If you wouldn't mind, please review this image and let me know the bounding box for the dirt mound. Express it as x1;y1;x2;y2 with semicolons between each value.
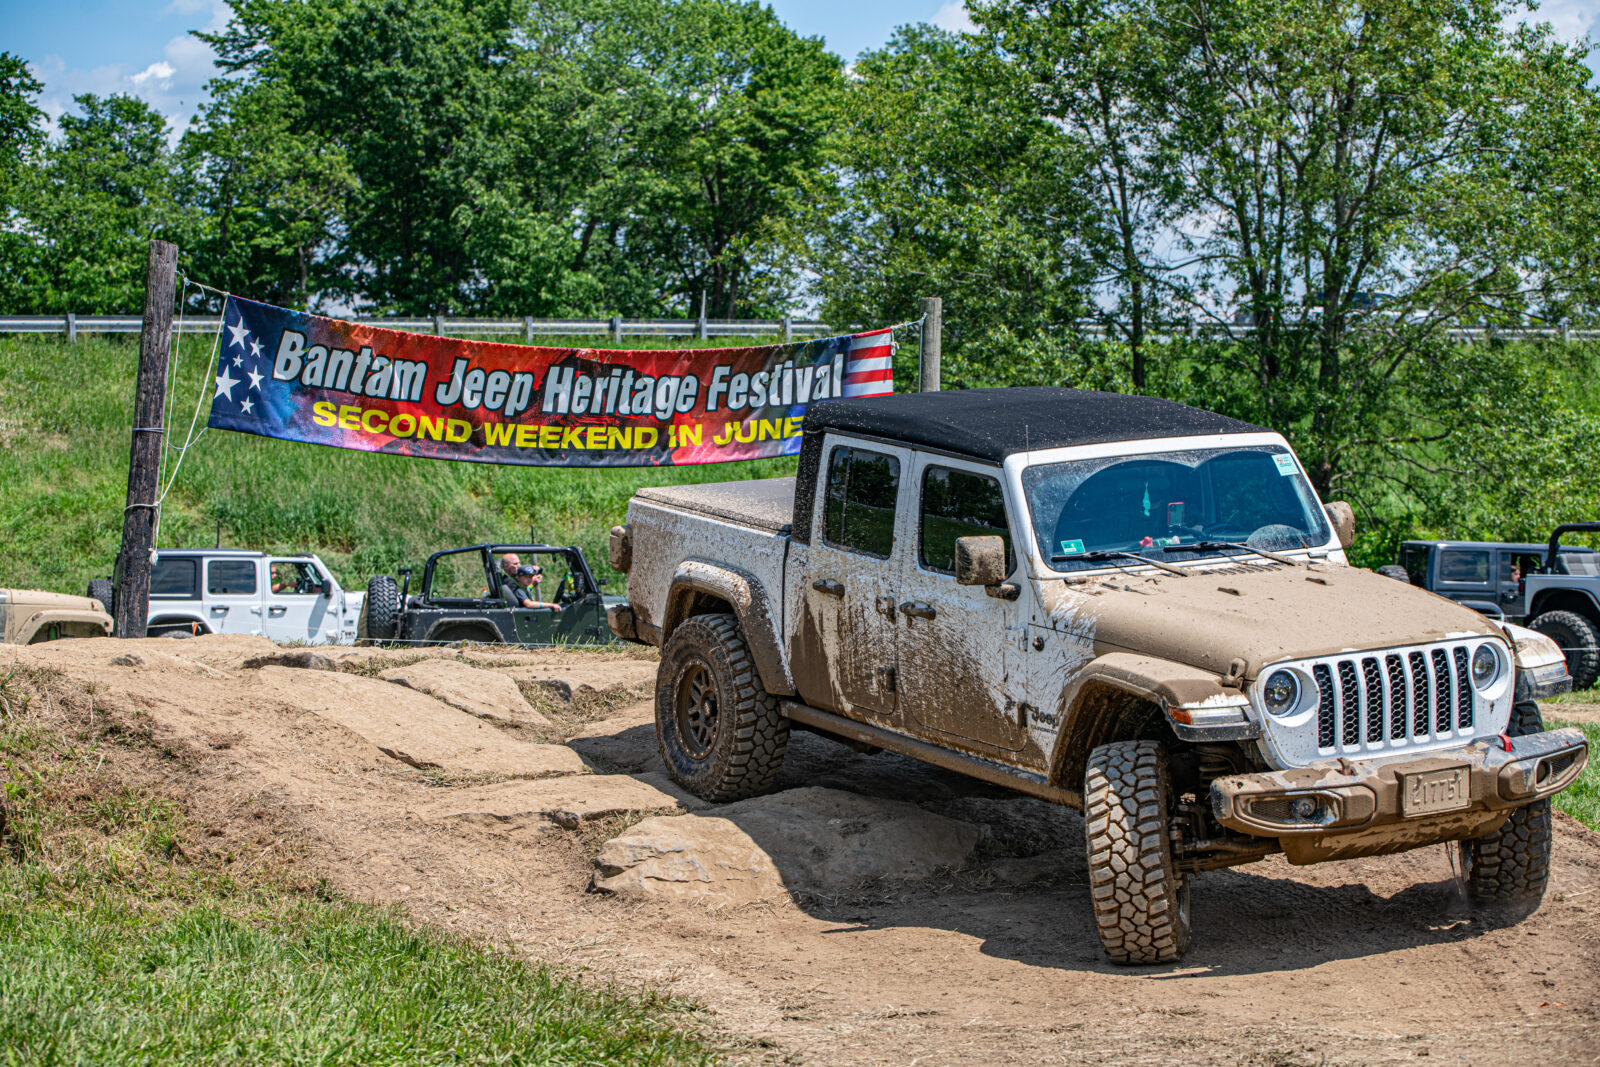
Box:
7;637;1598;1065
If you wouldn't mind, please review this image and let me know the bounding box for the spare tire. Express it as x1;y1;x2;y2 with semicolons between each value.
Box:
363;575;400;641
1375;565;1410;583
87;578;114;614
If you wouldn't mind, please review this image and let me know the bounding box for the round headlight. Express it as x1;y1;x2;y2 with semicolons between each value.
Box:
1262;669;1300;715
1471;644;1500;689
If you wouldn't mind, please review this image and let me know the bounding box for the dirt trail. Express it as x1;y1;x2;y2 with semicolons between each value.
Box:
11;635;1599;1066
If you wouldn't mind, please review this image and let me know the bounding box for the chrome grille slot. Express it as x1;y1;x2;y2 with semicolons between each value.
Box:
1454;646;1473;729
1409;651;1429;738
1338;661;1360;745
1385;654;1406;740
1314;664;1336;748
1431;648;1451;733
1362;657;1383;742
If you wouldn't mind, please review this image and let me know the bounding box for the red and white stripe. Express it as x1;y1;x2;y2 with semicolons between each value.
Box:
842;328;894;398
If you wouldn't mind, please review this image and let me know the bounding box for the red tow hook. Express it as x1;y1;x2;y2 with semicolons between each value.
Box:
1497;733;1514;752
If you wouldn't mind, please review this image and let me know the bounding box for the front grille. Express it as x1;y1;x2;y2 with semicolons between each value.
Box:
1304;642;1481;755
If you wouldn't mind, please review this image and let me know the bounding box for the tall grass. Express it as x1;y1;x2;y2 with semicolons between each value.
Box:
0;333;796;595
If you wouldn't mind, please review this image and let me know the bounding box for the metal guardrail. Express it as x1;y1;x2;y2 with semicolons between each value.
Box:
4;313;1596;344
0;313;837;342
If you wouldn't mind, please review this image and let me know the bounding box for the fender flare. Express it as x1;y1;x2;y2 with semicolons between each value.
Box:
662;559;796;696
421;617;505;644
17;609;113;643
1050;653;1254;788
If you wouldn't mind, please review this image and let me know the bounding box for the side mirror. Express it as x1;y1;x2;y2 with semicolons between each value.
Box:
1324;501;1356;550
954;535;1007;587
320;578;334;597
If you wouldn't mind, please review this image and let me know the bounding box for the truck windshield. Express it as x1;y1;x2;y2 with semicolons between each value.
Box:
1022;445;1332;572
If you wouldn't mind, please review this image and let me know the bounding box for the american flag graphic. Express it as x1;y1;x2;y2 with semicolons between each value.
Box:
842;329;894;398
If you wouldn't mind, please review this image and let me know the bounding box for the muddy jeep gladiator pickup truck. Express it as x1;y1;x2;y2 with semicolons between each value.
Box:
608;387;1589;963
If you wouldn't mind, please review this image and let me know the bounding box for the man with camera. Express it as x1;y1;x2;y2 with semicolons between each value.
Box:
499;553;562;611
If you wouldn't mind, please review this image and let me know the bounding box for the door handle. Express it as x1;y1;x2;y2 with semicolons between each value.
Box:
900;601;936;620
812;579;845;598
210;606;228;614
268;606;287;616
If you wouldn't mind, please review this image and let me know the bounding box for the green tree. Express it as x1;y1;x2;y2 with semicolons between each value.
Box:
0;53;46;310
8;94;188;313
797;25;1101;388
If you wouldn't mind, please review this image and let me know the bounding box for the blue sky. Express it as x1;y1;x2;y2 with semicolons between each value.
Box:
2;0;1592;140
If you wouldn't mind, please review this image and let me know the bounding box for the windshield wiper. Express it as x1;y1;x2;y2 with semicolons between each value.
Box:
1050;549;1190;577
1160;540;1305;568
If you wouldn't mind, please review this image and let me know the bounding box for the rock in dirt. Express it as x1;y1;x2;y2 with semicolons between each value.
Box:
377;659;551;726
415;772;701;827
253;667;583;777
593;786;982;905
243;650;338;671
107;653;145;667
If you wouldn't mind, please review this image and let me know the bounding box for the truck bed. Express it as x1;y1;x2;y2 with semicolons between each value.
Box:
635;477;796;534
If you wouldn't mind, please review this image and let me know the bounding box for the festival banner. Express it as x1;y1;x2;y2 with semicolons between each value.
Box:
206;295;894;466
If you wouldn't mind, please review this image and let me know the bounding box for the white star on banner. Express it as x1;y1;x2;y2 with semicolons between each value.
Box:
247;368;264;391
215;367;240;400
232;354;243;367
240;398;254;414
249;338;263;359
227;320;249;350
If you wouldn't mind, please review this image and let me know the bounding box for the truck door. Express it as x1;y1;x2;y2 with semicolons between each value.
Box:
794;439;911;717
1435;547;1496;613
203;557;262;635
895;456;1029;752
265;559;329;642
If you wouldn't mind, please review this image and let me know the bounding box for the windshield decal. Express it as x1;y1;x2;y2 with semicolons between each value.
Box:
1059;539;1086;555
1273;453;1298;476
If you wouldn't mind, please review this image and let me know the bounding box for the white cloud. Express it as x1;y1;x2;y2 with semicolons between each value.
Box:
30;7;229;145
930;1;977;35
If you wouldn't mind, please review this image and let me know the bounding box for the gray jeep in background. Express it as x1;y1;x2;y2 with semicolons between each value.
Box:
1388;525;1600;689
609;387;1589;964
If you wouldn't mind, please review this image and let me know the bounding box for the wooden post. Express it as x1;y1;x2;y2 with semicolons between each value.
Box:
609;315;622;344
782;314;792;344
696;292;708;340
919;296;942;392
65;312;77;343
523;315;534;343
113;240;178;639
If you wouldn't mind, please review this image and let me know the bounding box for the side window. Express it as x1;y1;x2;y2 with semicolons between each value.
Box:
823;445;900;557
207;559;258;596
1438;549;1489;585
270;561;321;595
150;558;197;598
920;466;1013;575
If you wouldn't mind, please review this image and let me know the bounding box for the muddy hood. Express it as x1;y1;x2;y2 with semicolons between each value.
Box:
1039;564;1502;681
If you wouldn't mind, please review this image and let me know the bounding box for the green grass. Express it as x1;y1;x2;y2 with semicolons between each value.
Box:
1547;718;1600;832
0;333;797;597
0;666;715;1066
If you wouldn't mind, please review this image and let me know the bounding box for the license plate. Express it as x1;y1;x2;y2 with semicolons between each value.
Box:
1399;764;1471;817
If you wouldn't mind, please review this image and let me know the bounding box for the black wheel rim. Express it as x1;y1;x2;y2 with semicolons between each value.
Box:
675;659;718;759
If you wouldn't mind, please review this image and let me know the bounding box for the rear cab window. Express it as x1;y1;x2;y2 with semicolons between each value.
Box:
919;466;1013;575
823;445;901;557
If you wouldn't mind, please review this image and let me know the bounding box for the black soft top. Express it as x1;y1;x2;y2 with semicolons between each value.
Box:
802;387;1269;463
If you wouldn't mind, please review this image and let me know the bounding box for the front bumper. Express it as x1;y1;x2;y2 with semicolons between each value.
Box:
1210;728;1588;864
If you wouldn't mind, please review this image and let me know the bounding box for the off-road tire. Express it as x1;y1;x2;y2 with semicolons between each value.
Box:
1528;609;1599;690
1456;701;1552;918
87;579;114;614
1375;565;1410;583
363;576;400;641
656;613;788;802
1084;740;1192;964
